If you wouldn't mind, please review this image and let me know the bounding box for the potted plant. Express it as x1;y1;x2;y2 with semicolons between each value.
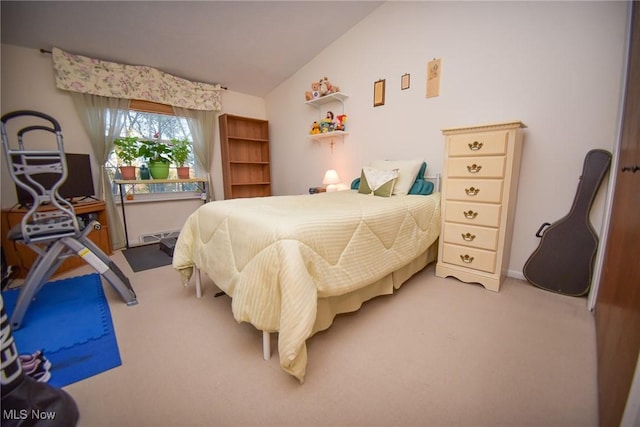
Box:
138;136;173;179
171;137;191;179
113;136;139;180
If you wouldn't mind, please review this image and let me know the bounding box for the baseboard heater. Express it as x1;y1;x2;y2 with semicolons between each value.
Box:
139;230;180;244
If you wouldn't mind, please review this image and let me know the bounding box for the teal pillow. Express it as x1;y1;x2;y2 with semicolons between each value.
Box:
409;179;434;195
351;177;360;190
415;161;427;180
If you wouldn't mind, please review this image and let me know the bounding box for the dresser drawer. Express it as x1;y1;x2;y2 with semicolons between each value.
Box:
447;156;506;178
443;223;499;251
442;243;497;273
446;179;504;203
444;201;502;227
448;131;508;157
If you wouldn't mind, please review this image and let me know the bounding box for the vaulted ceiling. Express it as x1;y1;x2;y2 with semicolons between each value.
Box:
1;1;383;97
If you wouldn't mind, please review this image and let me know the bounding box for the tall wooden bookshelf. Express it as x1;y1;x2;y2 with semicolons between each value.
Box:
219;114;271;199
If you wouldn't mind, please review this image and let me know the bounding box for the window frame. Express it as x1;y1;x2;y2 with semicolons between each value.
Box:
109;100;202;203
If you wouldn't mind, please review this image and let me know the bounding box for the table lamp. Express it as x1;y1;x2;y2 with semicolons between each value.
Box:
323;169;341;192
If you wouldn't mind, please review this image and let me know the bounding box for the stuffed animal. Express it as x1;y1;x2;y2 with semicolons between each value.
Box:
310;121;321;134
320;111;335;133
318;78;328;96
304;82;322;101
334;114;347;131
319;77;340;96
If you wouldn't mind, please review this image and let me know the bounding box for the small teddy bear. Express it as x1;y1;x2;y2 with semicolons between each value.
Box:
305;82;321;101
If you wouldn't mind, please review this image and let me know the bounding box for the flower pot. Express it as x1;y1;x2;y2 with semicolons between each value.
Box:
119;165;136;180
148;161;170;179
177;166;190;179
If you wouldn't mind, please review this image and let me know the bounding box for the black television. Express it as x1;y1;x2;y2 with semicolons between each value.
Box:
12;153;96;207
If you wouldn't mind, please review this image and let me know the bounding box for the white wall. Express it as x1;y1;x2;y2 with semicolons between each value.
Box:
1;44;266;245
1;2;629;269
265;1;628;277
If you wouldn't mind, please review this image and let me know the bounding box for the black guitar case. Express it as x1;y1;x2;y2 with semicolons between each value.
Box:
523;149;612;296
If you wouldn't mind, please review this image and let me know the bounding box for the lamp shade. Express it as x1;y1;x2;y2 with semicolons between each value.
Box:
322;169;340;185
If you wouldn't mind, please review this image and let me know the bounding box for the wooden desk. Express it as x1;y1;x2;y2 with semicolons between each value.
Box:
1;200;112;278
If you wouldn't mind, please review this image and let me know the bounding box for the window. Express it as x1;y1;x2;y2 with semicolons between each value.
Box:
107;101;201;199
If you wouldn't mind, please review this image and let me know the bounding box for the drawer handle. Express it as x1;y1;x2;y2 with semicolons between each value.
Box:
460;254;474;263
467;164;482;173
468;141;483;151
461;233;476;241
465;187;480;196
463;210;478;219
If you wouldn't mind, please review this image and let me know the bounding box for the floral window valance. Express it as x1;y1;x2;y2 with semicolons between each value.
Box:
52;47;222;111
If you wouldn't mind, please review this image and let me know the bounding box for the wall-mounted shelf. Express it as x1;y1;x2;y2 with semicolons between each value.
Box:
305;92;349;108
309;130;349;143
306;93;349;148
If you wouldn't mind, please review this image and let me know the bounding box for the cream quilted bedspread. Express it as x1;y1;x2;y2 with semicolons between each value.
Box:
172;190;441;382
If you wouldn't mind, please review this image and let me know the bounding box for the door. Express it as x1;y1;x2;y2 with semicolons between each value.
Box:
595;4;640;426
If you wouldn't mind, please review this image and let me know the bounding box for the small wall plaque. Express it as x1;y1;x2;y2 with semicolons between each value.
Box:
373;79;386;107
426;58;441;98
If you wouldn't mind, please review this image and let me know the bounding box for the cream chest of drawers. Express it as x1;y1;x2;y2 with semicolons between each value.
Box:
436;121;526;291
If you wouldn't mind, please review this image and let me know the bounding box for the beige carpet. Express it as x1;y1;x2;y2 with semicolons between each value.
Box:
55;251;597;427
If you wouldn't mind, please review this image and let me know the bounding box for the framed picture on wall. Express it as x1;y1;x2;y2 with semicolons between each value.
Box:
401;73;410;90
374;79;385;107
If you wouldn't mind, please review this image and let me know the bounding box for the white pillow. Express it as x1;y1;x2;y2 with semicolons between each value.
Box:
369;158;423;195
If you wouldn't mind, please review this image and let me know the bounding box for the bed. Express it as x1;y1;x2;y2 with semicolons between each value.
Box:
173;161;441;382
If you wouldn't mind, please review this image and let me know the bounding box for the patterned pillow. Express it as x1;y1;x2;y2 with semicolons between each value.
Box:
369;158;424;195
358;167;399;197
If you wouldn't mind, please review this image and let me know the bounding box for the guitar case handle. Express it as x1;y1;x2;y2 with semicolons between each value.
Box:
535;222;551;238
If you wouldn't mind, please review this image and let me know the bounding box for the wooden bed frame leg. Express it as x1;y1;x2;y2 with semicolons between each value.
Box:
195;267;202;298
263;331;271;360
